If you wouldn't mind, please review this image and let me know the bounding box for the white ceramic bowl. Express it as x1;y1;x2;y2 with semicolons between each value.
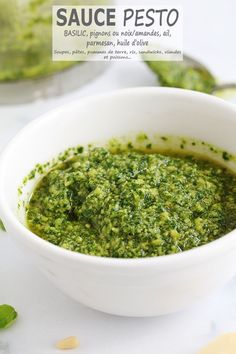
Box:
1;87;236;317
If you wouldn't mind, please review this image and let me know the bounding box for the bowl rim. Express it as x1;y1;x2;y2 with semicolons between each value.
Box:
1;86;236;268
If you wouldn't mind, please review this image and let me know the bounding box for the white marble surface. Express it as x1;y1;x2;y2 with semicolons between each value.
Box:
1;1;236;353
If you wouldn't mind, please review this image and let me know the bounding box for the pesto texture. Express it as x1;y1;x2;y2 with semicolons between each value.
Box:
27;148;236;258
146;61;216;94
0;0;108;81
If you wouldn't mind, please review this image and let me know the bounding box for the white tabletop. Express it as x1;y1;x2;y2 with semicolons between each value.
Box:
1;1;236;353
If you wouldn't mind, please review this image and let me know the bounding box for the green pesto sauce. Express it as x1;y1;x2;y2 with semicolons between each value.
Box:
0;0;108;82
146;61;216;94
27;148;236;258
0;0;77;81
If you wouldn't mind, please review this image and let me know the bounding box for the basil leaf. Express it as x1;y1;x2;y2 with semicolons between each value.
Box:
0;304;17;329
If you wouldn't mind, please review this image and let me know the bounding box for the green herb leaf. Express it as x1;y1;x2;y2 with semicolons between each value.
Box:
0;304;17;329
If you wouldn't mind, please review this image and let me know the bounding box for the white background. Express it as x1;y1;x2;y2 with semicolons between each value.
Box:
0;1;236;354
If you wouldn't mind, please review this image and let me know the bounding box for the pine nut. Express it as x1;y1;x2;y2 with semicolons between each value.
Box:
56;336;79;350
